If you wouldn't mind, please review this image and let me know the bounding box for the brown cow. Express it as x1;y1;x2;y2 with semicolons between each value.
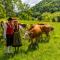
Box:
24;24;54;48
28;23;54;37
24;24;43;48
41;24;54;36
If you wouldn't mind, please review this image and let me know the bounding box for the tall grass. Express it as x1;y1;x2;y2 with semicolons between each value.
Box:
0;20;60;60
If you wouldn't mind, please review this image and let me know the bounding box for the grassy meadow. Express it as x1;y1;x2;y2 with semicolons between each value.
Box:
0;20;60;60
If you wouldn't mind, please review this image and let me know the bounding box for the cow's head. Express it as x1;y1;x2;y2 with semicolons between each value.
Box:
23;31;30;40
50;27;54;31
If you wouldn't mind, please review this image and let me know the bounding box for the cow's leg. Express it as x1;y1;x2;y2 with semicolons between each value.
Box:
29;38;31;42
31;39;33;48
16;47;19;53
39;34;42;42
29;38;34;48
45;32;50;42
35;37;39;48
14;47;17;54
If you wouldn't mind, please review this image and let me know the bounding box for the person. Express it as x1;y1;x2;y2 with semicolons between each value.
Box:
0;21;7;40
13;20;22;53
5;17;14;54
0;21;4;40
0;21;7;51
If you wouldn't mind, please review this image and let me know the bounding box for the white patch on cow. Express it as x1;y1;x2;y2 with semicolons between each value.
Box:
24;31;30;39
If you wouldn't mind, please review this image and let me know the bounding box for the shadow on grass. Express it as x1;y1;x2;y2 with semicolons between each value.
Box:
0;54;9;60
25;37;50;54
39;36;50;43
25;43;38;54
0;53;15;60
39;39;49;43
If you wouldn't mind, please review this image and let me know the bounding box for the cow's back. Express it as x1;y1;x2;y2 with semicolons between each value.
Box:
29;25;42;38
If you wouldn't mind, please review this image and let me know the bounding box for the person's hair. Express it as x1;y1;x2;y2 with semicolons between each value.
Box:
1;21;4;23
8;17;12;21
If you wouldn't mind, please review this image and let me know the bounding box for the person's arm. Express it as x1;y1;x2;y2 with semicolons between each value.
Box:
19;25;23;29
3;23;7;39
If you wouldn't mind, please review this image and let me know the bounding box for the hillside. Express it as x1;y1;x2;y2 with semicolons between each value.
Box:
32;0;60;13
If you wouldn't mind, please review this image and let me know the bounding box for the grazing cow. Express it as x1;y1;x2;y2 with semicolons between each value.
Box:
28;23;53;37
40;24;54;36
37;23;54;36
24;24;42;48
24;24;54;48
40;24;54;42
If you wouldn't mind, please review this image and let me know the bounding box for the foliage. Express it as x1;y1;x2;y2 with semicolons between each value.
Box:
0;0;60;21
32;0;60;13
31;0;60;21
0;0;6;18
0;0;25;18
41;12;60;22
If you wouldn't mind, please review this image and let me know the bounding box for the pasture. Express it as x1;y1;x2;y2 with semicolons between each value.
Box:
0;20;60;60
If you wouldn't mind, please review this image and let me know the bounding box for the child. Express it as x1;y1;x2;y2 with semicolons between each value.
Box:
13;20;22;53
5;18;14;54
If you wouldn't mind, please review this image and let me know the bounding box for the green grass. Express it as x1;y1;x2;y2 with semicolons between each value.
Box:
0;20;60;60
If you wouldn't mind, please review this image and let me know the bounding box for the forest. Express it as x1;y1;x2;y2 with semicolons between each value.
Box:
0;0;60;21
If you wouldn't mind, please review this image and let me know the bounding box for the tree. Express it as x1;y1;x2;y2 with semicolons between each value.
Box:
0;0;6;18
2;0;16;17
31;0;60;15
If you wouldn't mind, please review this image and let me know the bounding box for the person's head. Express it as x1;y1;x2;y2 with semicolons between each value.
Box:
1;21;4;24
12;17;17;22
0;21;4;27
7;17;14;25
14;20;18;26
14;20;19;29
8;17;13;21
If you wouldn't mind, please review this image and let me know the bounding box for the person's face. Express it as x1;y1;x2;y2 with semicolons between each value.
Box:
8;20;14;26
14;21;18;26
